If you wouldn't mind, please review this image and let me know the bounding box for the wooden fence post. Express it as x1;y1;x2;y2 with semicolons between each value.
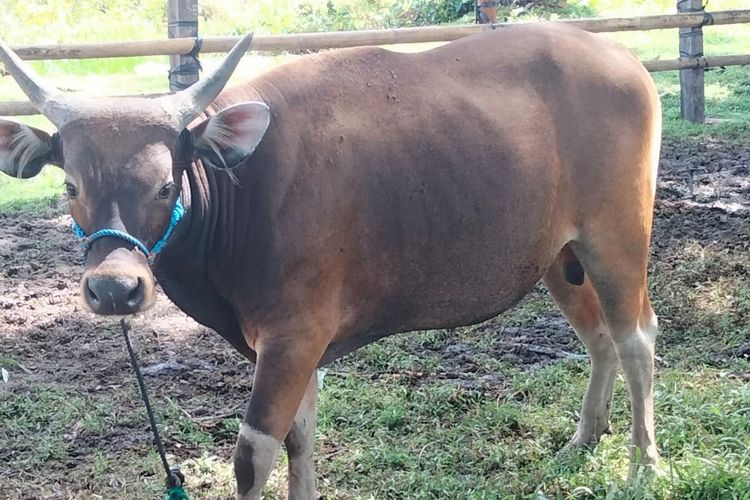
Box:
677;0;706;123
168;0;200;91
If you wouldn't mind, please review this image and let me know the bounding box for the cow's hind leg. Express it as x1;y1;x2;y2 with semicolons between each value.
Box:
543;244;617;446
284;372;319;500
570;232;659;476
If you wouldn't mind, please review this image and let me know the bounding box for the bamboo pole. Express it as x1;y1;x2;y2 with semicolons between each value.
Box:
0;101;37;116
4;10;749;61
3;54;748;117
643;53;750;71
0;93;164;116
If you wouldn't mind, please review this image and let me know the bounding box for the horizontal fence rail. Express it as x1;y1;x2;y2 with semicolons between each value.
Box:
644;53;750;71
6;10;750;60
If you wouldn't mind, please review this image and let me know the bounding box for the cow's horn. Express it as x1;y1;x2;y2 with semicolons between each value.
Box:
0;39;78;128
165;33;255;130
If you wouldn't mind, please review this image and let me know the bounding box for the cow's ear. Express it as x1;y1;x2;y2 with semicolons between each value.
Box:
0;119;61;179
190;102;270;170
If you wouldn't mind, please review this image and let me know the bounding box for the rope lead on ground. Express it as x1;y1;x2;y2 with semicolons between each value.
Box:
120;319;190;500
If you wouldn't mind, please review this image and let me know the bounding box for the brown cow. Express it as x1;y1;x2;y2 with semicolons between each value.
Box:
0;23;661;498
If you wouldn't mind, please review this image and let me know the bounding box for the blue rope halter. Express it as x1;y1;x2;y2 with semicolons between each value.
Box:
72;200;185;263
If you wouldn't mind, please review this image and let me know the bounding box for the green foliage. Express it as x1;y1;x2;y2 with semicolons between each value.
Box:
199;0;478;33
0;0;600;44
585;0;748;16
0;0;166;44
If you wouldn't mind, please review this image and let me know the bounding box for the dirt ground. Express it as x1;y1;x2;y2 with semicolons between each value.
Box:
1;136;749;497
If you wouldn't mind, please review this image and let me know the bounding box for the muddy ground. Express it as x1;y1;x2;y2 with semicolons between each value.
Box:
1;136;749;497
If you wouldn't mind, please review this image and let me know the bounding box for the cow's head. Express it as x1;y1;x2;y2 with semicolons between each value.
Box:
0;36;270;315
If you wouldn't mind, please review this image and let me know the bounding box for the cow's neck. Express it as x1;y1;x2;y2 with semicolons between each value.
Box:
153;88;270;360
153;146;256;360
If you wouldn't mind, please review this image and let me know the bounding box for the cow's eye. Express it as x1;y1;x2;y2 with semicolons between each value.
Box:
156;182;174;200
65;183;78;198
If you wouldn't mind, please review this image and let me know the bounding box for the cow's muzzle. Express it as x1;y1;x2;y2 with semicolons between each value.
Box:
80;248;156;315
84;275;145;315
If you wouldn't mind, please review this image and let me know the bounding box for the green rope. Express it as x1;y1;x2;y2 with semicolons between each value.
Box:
164;485;190;500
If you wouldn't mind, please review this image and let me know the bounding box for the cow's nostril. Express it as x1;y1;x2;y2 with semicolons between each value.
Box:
85;278;99;304
126;278;145;308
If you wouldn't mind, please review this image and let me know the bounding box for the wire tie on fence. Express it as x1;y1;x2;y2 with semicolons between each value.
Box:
677;0;713;25
168;37;203;90
168;20;199;28
679;49;704;58
186;37;203;61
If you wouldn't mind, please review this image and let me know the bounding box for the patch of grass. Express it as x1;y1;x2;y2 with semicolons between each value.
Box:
0;387;110;469
0;169;65;215
161;398;215;448
649;241;750;364
655;66;750;140
312;361;750;498
494;286;552;328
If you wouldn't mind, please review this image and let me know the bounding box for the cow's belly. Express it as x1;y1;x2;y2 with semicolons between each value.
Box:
382;222;559;332
322;223;560;364
345;154;565;336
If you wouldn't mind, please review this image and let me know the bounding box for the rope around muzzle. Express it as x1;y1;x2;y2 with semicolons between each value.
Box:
72;200;185;264
120;319;189;500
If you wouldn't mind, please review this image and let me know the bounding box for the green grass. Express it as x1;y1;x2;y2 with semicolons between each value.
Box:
3;367;749;498
0;167;65;215
657;66;750;139
311;366;750;499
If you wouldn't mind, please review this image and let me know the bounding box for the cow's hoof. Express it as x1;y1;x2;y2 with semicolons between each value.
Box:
566;433;599;449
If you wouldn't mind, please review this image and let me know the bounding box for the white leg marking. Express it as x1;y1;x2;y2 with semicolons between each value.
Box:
286;372;319;500
571;329;619;446
613;321;659;475
235;424;282;500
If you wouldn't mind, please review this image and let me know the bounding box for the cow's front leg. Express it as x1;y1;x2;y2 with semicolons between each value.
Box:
285;371;319;500
235;337;326;500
